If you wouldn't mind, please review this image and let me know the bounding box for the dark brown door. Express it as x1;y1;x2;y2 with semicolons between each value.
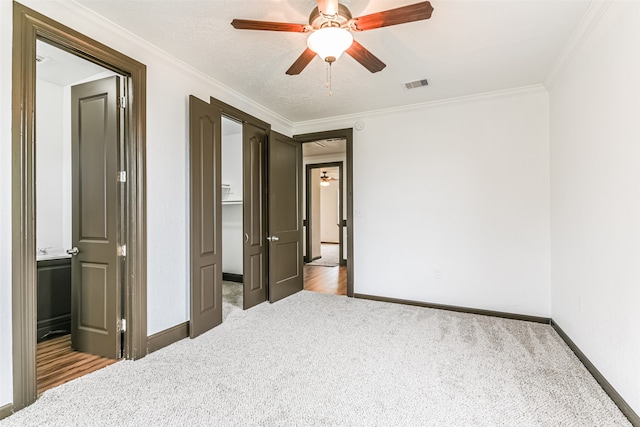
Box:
268;131;303;303
189;96;222;338
242;123;268;309
70;76;120;359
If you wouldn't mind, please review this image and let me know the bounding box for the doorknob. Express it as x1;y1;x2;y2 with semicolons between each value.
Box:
266;236;279;242
66;247;79;256
244;233;249;243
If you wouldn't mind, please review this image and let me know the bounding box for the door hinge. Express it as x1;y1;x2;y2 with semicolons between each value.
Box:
117;319;127;332
118;244;127;257
117;171;127;183
118;96;126;109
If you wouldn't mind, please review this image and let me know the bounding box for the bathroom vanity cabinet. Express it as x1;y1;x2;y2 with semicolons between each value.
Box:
37;258;71;342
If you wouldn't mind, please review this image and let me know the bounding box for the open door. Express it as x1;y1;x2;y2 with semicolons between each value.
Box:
243;123;268;309
189;96;223;338
268;131;303;303
70;76;121;359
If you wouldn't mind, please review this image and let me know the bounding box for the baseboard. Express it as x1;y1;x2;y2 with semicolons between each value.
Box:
222;273;243;283
147;321;189;354
353;293;551;324
353;293;638;426
0;403;13;420
340;259;346;266
551;321;640;427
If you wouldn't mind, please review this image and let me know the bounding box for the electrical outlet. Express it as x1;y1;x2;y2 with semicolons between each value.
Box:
434;269;442;279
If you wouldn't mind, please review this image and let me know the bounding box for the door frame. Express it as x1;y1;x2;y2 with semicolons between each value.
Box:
11;3;147;410
209;97;271;310
294;129;354;297
305;161;344;265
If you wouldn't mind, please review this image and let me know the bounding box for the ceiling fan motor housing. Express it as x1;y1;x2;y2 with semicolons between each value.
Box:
309;4;353;30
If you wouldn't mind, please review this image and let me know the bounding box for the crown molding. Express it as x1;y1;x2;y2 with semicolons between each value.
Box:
293;84;547;133
23;0;295;134
545;0;612;89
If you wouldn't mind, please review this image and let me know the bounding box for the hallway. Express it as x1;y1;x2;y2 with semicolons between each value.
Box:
303;265;346;296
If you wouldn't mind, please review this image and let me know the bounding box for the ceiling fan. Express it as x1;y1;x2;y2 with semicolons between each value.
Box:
320;171;337;186
231;0;434;76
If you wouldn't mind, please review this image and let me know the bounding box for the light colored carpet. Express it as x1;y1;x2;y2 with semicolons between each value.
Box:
306;243;340;267
1;291;631;426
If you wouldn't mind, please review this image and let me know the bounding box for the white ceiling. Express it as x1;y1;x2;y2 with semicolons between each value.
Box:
302;138;346;156
36;40;110;86
74;0;591;122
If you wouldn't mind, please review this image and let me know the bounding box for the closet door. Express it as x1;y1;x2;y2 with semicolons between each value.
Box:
242;123;268;309
189;96;222;337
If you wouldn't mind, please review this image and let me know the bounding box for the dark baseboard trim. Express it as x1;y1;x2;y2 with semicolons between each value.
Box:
340;259;347;266
147;321;189;354
551;321;640;427
354;293;551;324
222;273;243;283
0;403;13;420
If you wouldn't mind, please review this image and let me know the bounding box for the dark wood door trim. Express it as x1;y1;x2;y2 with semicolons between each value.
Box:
12;2;147;410
209;97;272;311
304;162;344;265
209;97;270;132
294;129;354;297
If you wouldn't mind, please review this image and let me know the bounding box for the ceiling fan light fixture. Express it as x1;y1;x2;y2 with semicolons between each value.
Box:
307;27;353;63
320;171;332;186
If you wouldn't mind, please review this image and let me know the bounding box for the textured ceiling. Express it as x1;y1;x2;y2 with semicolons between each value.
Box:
74;0;591;122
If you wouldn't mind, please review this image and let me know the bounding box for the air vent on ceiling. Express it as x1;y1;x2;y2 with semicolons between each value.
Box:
404;79;429;90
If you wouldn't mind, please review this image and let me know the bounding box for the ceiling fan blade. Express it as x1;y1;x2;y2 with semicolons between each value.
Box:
317;0;339;17
231;19;308;33
351;1;434;31
286;48;317;75
346;40;386;73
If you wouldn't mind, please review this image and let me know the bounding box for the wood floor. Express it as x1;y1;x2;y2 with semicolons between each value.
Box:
36;335;117;396
304;265;347;295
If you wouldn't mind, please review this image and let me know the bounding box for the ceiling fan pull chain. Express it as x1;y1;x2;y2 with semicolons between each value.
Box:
326;63;330;89
328;62;333;96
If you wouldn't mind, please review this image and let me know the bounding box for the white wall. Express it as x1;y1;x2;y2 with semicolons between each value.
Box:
0;0;293;407
222;130;243;275
221;129;243;202
549;1;640;414
295;87;551;317
320;181;339;243
35;79;65;253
